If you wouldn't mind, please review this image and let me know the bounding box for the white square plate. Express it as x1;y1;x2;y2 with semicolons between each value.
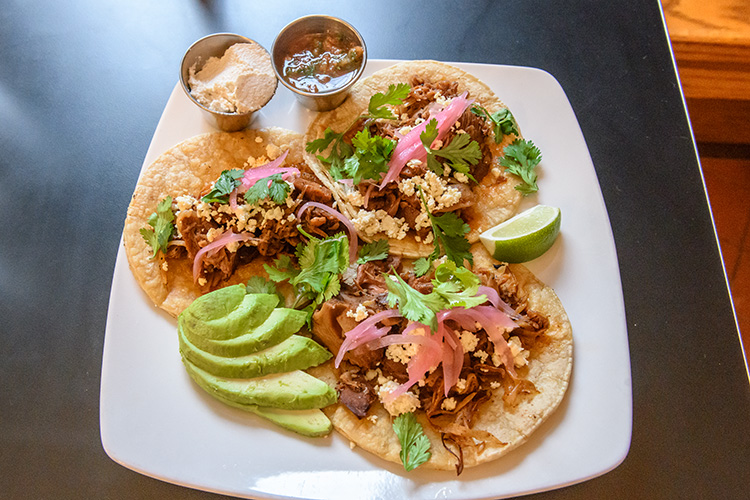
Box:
100;60;632;499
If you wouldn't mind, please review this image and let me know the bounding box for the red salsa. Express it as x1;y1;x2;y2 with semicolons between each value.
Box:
282;31;364;93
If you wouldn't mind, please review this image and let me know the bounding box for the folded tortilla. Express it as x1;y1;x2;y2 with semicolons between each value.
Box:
304;60;524;258
309;245;573;470
123;128;302;317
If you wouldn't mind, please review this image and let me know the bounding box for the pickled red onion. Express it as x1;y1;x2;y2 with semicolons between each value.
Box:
192;229;260;283
334;309;401;367
379;92;473;189
478;285;521;320
441;325;464;395
296;201;358;264
239;150;298;191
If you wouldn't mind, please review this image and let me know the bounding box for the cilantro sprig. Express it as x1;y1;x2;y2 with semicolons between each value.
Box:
393;412;432;471
357;239;389;265
499;138;542;195
413;187;473;276
140;196;175;259
471;105;519;143
243;173;291;205
202;169;244;204
264;230;349;322
385;260;486;332
305;83;410;182
343;129;396;185
419;119;481;178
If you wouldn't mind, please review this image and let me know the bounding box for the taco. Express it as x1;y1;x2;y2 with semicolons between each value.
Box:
123;127;349;317
304;60;525;259
307;244;572;471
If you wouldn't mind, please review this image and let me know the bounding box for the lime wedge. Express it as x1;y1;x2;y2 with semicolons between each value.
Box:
479;205;561;263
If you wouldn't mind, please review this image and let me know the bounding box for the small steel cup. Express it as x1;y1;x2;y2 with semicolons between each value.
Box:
272;15;367;111
180;33;277;132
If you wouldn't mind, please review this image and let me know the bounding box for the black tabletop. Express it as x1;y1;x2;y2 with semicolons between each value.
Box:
2;1;749;499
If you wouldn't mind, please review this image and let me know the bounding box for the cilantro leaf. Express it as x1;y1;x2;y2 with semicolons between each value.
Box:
384;270;444;331
245;276;277;295
420;119;481;177
499;138;542;195
431;261;486;309
357;239;390;264
265;232;349;321
140;196;175;259
305;127;353;180
305;84;410;181
243;173;291;205
471;105;519;143
385;262;487;331
412;187;473;274
413;257;432;278
343;129;396;185
202;169;244;203
366;83;411;120
433;133;481;175
393;412;432;471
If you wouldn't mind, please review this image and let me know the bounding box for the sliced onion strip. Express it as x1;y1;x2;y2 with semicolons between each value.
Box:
334;309;401;367
192;229;260;283
379;92;473;189
296;201;358;264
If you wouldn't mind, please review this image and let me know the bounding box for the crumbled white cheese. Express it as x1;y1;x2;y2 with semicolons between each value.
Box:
351;209;409;240
455;378;468;392
346;303;370;322
458;330;479;353
473;350;489;363
175;194;199;212
197;277;207;286
345;189;365;207
161;261;169;272
441;397;457;411
453;171;469;183
385;342;419;365
206;227;223;243
255;136;263;143
377;380;421;417
398;170;461;213
508;336;530;367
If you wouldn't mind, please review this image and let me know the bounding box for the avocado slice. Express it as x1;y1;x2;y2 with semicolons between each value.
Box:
179;287;279;341
180;308;306;357
182;357;337;410
179;329;332;379
208;390;333;437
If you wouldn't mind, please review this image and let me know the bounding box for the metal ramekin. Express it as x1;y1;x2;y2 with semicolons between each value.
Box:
271;15;367;112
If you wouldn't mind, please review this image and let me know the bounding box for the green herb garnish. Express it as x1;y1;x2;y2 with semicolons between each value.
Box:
201;169;244;204
419;118;481;177
140;196;175;259
471;105;519;143
243;173;291;205
385;261;486;331
366;82;411;120
305;83;410;181
264;230;349;322
499;138;542;195
343;129;396;185
357;239;390;265
413;188;473;276
393;412;432;471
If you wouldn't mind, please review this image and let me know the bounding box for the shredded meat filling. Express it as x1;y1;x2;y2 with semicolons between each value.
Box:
310;263;550;474
169;161;339;291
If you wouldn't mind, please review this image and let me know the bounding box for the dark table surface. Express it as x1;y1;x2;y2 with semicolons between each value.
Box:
2;1;749;499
